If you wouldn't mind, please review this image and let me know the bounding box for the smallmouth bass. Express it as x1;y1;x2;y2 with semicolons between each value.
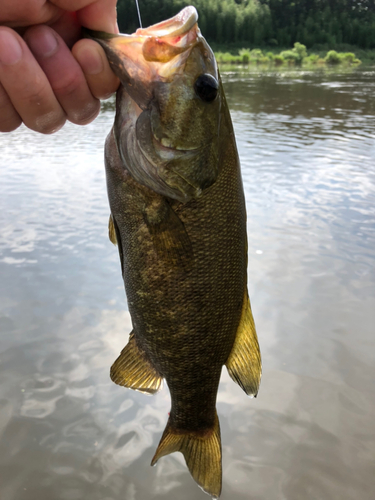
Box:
87;6;261;498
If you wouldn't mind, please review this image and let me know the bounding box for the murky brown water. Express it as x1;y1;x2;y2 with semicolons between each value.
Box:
1;66;374;500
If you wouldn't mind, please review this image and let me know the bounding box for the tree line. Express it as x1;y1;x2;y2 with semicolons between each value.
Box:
116;0;375;49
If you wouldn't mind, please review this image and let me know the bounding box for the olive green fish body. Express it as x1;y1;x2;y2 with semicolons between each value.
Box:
106;87;246;434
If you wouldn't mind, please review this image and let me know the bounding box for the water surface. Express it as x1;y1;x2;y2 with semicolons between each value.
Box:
0;67;374;500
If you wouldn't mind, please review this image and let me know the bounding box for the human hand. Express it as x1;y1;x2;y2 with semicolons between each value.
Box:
0;0;119;133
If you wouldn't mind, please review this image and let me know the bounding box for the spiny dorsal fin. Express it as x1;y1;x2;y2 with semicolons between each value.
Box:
108;214;117;245
110;333;163;394
151;413;222;498
226;290;261;397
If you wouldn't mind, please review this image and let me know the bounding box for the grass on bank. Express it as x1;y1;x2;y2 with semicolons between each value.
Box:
214;42;364;67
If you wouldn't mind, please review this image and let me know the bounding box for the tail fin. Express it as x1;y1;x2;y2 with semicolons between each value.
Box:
151;413;222;498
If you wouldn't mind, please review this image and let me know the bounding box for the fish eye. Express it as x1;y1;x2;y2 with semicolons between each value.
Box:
194;74;219;102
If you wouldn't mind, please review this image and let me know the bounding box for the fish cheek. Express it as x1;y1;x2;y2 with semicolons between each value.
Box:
152;79;213;150
160;144;219;194
150;83;221;193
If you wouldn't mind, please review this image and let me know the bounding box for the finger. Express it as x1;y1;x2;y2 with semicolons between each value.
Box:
0;27;66;134
72;39;119;100
0;2;61;28
0;81;22;132
24;25;100;125
77;0;119;33
48;11;82;49
50;0;118;32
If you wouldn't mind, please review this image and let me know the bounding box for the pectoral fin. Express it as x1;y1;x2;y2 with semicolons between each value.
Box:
226;290;261;397
143;198;193;268
108;214;117;245
108;214;125;276
110;332;163;394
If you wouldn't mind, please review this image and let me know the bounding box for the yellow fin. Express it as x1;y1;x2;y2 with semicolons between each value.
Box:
108;214;117;245
110;333;163;394
226;290;261;397
151;413;222;499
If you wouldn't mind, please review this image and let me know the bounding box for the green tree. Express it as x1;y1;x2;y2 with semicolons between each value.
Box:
115;0;375;48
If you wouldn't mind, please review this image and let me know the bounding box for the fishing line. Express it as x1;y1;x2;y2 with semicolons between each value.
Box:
134;0;143;28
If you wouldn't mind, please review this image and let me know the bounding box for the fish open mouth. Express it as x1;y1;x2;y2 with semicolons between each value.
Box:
136;6;198;40
84;6;201;88
138;7;199;61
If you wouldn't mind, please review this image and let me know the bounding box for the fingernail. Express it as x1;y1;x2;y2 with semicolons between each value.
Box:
77;45;104;75
0;30;22;66
27;27;58;58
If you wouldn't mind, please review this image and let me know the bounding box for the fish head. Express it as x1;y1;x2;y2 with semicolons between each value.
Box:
88;7;223;202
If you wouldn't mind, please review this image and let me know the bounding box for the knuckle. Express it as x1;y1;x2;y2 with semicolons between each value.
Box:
53;71;82;96
88;75;119;101
68;99;100;125
94;81;118;100
52;73;101;125
32;112;66;134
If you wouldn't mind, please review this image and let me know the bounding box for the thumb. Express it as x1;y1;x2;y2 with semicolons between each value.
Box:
76;0;118;33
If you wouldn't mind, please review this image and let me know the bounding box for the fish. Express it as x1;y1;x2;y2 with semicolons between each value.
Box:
86;6;261;498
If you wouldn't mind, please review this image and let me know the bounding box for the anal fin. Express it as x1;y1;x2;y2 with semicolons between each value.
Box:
226;290;261;397
151;413;222;499
110;333;163;394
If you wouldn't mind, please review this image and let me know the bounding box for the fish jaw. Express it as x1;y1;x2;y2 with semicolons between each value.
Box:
85;6;202;109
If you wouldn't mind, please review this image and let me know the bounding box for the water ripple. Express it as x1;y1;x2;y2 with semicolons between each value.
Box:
0;71;374;500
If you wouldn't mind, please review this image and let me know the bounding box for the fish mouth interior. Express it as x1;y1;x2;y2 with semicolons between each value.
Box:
135;6;198;40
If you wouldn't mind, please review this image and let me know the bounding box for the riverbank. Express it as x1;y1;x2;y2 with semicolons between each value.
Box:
212;43;375;67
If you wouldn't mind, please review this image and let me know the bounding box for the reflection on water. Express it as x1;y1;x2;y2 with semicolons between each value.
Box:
0;67;374;500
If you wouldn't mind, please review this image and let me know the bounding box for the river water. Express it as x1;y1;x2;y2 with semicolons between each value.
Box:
0;66;374;500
